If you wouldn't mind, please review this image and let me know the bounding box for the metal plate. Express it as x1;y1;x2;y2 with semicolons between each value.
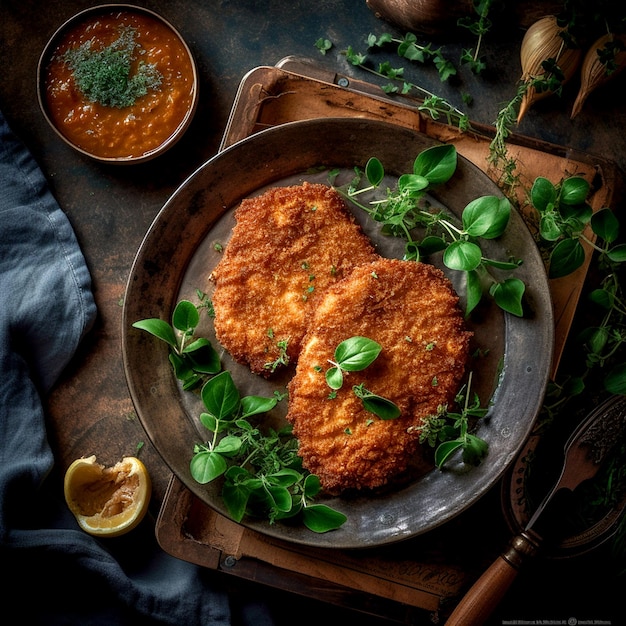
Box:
122;118;554;549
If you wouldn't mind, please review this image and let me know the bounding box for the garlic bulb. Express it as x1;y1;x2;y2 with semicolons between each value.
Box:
571;33;626;118
518;15;582;122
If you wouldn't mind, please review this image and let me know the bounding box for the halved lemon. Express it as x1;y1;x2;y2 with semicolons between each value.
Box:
64;455;151;537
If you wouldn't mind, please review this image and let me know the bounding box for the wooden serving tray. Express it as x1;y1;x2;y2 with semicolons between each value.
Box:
155;59;621;624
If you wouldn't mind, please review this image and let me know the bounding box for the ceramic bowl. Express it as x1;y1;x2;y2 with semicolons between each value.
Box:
37;4;198;164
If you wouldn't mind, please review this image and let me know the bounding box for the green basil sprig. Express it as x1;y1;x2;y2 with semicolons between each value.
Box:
190;371;347;533
324;336;400;420
325;336;382;389
132;299;221;390
332;144;526;317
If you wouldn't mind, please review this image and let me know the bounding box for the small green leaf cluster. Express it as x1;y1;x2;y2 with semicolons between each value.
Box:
324;337;401;420
418;374;489;468
366;32;457;82
314;37;332;55
530;176;626;278
264;332;290;373
335;144;526;317
457;0;497;75
62;26;162;108
190;371;347;533
133;298;347;533
537;179;626;400
132;299;221;390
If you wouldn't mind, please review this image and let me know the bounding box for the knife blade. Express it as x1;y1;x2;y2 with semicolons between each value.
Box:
445;394;626;626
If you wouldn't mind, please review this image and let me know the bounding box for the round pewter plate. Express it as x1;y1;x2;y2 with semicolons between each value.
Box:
122;117;554;549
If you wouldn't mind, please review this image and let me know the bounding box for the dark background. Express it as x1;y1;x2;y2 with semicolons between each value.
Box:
2;1;625;624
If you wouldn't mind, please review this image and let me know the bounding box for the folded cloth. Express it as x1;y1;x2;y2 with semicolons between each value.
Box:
0;110;275;625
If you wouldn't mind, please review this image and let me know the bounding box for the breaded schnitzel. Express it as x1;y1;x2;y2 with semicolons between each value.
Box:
286;258;472;493
210;182;379;377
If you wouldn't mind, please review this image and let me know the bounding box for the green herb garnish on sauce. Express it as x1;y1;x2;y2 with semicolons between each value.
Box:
62;26;162;108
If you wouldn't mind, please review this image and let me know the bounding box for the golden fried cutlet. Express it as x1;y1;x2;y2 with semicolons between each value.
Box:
286;258;472;493
211;182;379;377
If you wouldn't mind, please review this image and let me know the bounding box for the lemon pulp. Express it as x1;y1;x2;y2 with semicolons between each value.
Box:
64;455;151;537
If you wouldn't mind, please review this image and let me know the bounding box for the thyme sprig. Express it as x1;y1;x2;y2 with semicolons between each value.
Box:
417;373;489;468
340;43;471;131
457;0;497;75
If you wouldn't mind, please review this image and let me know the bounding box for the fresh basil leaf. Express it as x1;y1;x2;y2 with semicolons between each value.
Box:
172;299;200;332
264;484;293;513
325;366;344;390
169;351;193;380
266;469;302;488
560;176;590;205
530;176;556;212
560;202;592;224
461;433;489;465
608;243;626;263
588;288;614;310
190;451;227;484
201;371;240;419
186;340;221;374
605;363;626;395
182;337;210;354
434;439;464;468
443;240;482;271
303;474;322;498
361;394;401;419
240;395;278;418
222;472;253;522
539;212;562;242
549;239;585;278
214;435;243;456
465;269;483;316
404;241;421;261
365;157;384;187
302;504;348;533
462;195;510;239
398;173;429;194
334;336;382;371
489;278;525;317
417;235;447;256
199;411;218;432
413;144;457;185
591;208;619;243
562;376;585;397
583;326;609;354
132;318;178;349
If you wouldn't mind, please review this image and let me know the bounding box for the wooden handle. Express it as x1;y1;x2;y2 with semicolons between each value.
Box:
445;532;541;626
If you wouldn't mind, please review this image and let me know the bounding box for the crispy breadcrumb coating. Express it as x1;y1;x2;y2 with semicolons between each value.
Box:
211;183;378;376
286;258;472;493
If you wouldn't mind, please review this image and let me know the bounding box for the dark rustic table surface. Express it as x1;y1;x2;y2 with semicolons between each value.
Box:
2;1;625;624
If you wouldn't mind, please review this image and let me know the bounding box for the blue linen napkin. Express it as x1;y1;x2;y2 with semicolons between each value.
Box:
0;109;276;625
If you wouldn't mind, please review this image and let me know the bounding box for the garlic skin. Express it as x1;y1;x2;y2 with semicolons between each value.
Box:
571;33;626;119
518;15;582;122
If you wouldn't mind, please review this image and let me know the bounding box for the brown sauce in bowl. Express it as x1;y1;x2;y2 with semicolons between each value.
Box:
42;8;196;160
